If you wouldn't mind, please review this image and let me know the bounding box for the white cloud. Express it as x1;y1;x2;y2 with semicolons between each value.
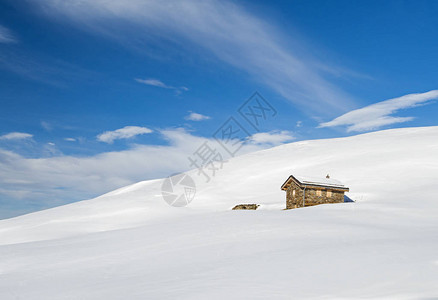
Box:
135;78;188;94
41;121;53;131
64;138;76;142
30;0;354;113
97;126;153;144
296;121;302;128
248;130;295;146
185;112;211;121
0;25;16;43
0;132;33;140
135;78;169;89
319;90;438;132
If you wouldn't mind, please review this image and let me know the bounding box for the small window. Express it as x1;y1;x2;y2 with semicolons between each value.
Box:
316;190;322;196
292;189;296;197
327;191;332;197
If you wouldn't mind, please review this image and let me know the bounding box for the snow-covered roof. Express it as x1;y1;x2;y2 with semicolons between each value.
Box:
294;175;345;188
281;175;349;191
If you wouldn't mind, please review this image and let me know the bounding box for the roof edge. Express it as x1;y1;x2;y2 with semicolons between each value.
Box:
281;175;349;191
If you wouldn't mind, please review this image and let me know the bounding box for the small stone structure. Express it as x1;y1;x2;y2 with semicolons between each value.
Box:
232;204;259;210
281;174;349;209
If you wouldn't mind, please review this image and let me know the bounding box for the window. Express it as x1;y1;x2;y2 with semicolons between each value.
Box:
316;190;322;196
327;191;332;197
292;189;296;197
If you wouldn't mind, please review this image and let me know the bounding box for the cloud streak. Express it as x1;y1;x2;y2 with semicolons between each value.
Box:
97;126;153;144
30;0;354;113
319;90;438;132
0;132;33;140
135;78;188;93
184;112;211;121
248;130;295;146
0;25;16;43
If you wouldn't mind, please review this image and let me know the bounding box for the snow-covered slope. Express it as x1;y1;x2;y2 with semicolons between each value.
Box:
1;127;437;299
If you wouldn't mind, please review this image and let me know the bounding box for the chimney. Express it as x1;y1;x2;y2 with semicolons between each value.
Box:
326;174;330;179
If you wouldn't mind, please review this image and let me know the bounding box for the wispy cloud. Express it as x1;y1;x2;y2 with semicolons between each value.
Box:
43;142;62;156
247;130;295;146
97;126;153;144
319;90;438;132
184;111;211;121
0;132;33;140
64;138;76;142
41;121;53;131
135;78;188;94
0;25;17;43
0;48;100;86
30;0;354;113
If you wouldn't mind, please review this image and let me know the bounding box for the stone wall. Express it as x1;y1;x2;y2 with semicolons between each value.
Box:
286;180;304;209
286;181;344;209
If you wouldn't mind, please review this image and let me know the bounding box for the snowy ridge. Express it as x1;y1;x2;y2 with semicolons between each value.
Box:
0;126;438;299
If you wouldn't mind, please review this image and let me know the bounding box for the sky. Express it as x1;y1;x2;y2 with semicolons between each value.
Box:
0;0;438;219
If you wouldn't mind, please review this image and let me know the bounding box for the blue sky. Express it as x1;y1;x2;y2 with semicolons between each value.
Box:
1;0;438;218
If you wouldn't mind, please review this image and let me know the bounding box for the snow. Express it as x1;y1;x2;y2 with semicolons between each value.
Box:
1;126;438;299
294;175;345;187
290;175;347;189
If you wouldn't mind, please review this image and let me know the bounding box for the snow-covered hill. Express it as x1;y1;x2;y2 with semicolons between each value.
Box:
1;127;437;299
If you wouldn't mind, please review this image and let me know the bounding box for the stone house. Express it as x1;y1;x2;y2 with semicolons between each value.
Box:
281;174;349;209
